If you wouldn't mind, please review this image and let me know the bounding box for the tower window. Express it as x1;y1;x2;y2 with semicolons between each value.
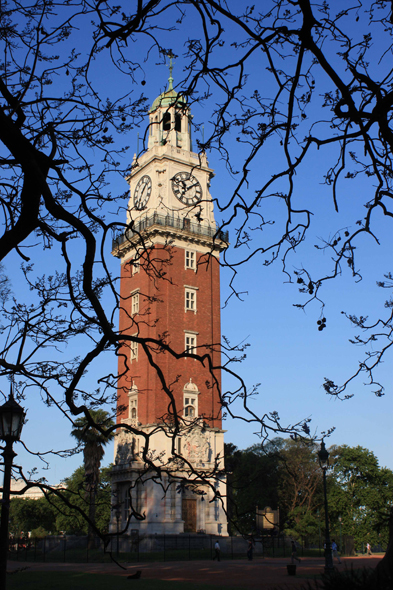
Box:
184;396;197;418
185;333;196;355
129;395;138;420
130;338;138;362
185;288;197;313
131;291;139;315
175;113;181;132
185;250;195;270
163;112;171;131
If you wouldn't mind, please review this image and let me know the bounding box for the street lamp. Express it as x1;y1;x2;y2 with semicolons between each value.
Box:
318;441;334;571
0;387;26;590
338;515;343;556
317;508;321;556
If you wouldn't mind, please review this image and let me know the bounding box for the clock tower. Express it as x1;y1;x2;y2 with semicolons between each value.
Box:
111;69;228;536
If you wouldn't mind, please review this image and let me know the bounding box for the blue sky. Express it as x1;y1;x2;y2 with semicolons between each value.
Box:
3;1;393;484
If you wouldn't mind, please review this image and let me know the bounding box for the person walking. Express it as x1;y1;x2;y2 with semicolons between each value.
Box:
367;542;372;556
213;540;221;561
247;538;254;561
331;539;342;564
291;539;301;564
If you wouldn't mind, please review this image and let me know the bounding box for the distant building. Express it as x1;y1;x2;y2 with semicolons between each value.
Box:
1;479;48;500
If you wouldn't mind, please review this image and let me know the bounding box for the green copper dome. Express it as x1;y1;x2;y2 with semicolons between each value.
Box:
149;56;187;113
149;88;186;113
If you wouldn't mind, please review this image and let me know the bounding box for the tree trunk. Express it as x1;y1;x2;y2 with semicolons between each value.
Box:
84;443;103;551
87;484;97;551
374;507;393;588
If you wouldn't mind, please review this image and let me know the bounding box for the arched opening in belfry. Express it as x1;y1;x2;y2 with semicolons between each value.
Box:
175;112;181;132
163;112;171;131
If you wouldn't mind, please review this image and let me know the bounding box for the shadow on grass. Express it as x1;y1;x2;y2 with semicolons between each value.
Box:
7;571;242;590
289;566;391;590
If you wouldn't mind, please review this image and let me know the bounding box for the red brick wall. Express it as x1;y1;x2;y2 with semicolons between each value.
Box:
117;242;222;428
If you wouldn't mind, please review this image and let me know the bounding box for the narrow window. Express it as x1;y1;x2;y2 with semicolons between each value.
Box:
185;288;196;313
175;113;181;132
185;250;195;270
131;291;139;315
128;384;138;422
129;397;138;419
185;334;196;355
163;112;171;131
184;396;197;418
130;339;138;362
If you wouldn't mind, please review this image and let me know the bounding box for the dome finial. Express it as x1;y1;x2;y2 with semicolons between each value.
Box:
167;49;175;91
149;51;186;113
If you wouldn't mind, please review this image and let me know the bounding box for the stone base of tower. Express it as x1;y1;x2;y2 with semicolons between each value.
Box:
111;425;228;537
110;468;228;536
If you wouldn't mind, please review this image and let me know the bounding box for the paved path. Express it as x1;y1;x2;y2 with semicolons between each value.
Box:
8;555;382;589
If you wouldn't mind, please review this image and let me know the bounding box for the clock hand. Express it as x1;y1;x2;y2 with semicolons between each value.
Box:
185;181;200;191
175;179;187;194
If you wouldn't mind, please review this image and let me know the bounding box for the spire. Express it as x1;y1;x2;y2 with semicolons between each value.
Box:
167;50;175;91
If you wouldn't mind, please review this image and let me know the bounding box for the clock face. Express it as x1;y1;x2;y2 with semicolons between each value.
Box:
133;175;152;210
171;171;202;205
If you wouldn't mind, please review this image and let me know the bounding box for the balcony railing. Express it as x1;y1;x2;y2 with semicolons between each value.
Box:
112;213;229;250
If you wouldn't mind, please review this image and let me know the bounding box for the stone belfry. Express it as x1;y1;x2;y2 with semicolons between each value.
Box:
111;63;228;536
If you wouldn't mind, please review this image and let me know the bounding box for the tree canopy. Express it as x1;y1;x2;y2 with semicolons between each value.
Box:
9;465;112;537
53;465;112;535
328;445;393;548
226;440;393;548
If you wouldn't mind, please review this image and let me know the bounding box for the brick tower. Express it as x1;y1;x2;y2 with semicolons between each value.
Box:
111;69;228;536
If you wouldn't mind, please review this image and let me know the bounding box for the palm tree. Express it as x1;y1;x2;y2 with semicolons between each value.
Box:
71;409;114;548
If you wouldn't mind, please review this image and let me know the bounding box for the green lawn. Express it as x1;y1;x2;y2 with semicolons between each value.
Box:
7;571;239;590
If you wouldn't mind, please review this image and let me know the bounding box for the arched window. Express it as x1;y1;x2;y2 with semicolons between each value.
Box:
128;383;138;422
183;378;199;419
185;404;195;417
163;112;171;131
175;113;181;132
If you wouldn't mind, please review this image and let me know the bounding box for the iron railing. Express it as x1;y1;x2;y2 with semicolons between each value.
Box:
112;213;229;250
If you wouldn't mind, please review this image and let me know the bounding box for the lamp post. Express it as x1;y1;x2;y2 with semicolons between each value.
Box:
317;508;321;556
318;441;334;571
0;388;26;590
338;515;343;556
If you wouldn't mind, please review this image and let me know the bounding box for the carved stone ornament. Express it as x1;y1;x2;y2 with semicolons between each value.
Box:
184;377;199;393
183;428;209;465
115;430;135;465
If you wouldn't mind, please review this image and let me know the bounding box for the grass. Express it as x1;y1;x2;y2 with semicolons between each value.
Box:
8;548;252;564
9;543;337;564
7;571;240;590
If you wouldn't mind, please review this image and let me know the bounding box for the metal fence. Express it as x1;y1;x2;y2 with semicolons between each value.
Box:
8;533;284;564
9;533;383;564
112;213;229;251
